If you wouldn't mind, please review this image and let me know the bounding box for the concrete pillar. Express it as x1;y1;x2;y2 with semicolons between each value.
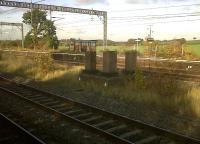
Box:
0;51;2;60
85;51;96;72
103;51;117;73
125;50;137;72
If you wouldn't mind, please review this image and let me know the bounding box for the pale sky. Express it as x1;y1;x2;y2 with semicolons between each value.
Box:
0;0;200;41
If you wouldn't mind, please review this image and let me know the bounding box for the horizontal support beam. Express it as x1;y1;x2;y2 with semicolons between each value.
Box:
0;0;106;16
0;22;22;27
0;21;24;48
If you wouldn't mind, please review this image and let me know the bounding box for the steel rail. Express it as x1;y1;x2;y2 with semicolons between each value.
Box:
0;81;133;144
0;76;200;144
0;113;46;144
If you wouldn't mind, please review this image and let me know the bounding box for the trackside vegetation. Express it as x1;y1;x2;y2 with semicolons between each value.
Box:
0;53;200;119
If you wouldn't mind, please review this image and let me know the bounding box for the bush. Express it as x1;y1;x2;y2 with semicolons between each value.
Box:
24;33;34;49
147;74;179;97
134;68;145;90
33;53;55;75
157;76;178;96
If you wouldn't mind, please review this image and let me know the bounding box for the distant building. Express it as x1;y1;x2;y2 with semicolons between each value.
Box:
69;39;97;52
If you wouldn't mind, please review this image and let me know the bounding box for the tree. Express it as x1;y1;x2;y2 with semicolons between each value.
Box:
42;20;59;49
22;9;59;49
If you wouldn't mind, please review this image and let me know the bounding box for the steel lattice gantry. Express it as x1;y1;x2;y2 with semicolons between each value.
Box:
0;0;107;49
0;22;24;48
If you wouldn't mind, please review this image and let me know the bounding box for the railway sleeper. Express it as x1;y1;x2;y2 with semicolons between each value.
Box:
30;96;48;101
82;116;102;123
73;112;93;119
135;135;160;144
13;91;32;96
93;120;115;128
50;103;68;109
64;109;84;115
119;129;142;139
27;94;44;98
34;99;54;104
54;107;71;112
42;101;61;106
106;124;127;133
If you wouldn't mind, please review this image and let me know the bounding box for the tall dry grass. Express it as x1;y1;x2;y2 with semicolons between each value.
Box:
187;87;200;116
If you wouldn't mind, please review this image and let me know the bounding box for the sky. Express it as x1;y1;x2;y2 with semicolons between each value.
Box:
0;0;200;41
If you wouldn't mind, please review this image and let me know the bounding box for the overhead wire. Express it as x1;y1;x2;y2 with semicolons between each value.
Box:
55;17;200;30
1;1;200;39
109;12;200;20
109;3;200;12
54;13;200;29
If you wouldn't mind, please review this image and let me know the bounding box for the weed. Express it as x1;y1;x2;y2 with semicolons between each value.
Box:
134;68;145;90
33;53;55;76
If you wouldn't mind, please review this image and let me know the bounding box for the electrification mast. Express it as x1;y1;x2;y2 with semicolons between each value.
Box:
0;22;24;49
0;0;108;49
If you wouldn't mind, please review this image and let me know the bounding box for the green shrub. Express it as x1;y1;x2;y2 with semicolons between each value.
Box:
147;74;179;97
33;53;55;75
134;68;145;90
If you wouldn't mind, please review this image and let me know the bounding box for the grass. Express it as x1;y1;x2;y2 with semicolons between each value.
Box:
2;41;199;59
187;43;200;57
96;45;145;55
1;53;200;120
55;43;200;59
187;87;200;116
52;45;145;55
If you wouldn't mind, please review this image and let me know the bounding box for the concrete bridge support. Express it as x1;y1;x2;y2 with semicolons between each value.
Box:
0;51;2;60
103;51;117;74
85;51;96;72
125;50;137;72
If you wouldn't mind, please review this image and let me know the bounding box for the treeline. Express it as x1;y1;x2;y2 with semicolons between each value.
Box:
0;40;21;48
186;40;200;45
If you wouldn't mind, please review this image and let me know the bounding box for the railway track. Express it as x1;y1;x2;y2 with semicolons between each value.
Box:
2;50;200;81
3;49;200;74
0;88;107;144
0;76;200;144
0;112;45;144
55;59;200;82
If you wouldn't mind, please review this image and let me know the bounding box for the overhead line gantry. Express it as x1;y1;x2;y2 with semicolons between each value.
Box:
0;22;24;48
0;0;107;49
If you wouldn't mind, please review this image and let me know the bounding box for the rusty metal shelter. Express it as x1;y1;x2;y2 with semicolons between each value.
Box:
70;39;97;52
